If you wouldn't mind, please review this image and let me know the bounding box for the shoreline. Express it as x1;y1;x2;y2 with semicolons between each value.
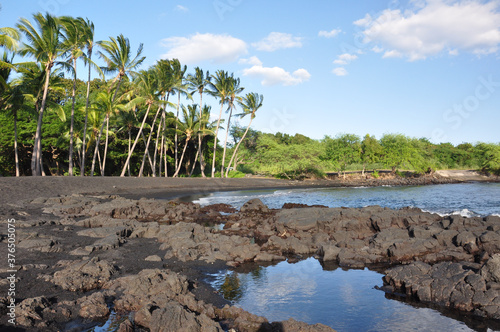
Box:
1;171;498;205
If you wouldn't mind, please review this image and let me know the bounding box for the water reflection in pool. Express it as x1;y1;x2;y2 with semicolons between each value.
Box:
209;258;497;332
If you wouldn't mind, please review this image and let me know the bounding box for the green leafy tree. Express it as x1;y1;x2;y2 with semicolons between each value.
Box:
323;133;361;179
0;53;24;176
380;133;419;172
360;134;382;175
476;143;500;175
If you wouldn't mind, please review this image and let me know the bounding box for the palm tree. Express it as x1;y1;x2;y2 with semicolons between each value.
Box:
59;16;87;176
0;27;20;73
0;53;24;176
137;67;174;177
115;109;137;176
207;70;232;177
120;69;159;177
90;90;126;176
97;34;145;176
0;27;20;52
186;67;211;177
14;62;66;175
220;75;243;177
172;104;211;177
225;92;263;177
169;59;190;171
98;34;145;101
79;18;101;177
154;59;175;177
17;12;66;175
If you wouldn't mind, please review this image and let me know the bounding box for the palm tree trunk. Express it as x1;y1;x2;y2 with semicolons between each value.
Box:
160;93;170;177
153;114;162;177
91;114;107;176
120;103;152;177
68;57;77;176
164;149;168;177
226;117;253;177
196;92;205;177
81;51;93;177
199;141;206;176
159;132;164;176
139;105;161;177
211;103;225;178
32;64;52;176
97;147;102;174
173;137;190;177
174;94;180;171
128;129;131;176
221;105;234;177
40;152;46;176
189;144;199;177
14;110;19;177
101;115;109;176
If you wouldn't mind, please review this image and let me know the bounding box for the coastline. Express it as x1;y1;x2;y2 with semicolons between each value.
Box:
1;174;500;331
1;170;498;205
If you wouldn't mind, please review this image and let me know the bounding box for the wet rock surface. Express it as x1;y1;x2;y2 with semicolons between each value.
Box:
1;193;500;330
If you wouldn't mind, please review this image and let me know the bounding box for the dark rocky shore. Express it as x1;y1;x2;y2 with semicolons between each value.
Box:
0;175;499;331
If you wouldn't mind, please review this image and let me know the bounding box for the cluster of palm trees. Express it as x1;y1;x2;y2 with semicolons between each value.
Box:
0;12;264;177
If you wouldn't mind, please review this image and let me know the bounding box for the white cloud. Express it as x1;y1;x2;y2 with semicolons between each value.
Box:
238;56;263;66
382;50;403;59
242;58;311;86
252;32;303;52
356;0;500;61
175;5;188;12
332;67;348;76
333;53;358;65
319;29;341;38
161;33;247;64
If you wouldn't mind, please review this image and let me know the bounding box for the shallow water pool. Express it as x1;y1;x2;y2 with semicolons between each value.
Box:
208;258;500;332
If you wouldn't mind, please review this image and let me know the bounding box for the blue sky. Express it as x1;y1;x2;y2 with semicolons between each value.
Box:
1;0;500;145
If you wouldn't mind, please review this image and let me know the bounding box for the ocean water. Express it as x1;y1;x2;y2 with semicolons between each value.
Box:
199;183;500;331
194;183;500;217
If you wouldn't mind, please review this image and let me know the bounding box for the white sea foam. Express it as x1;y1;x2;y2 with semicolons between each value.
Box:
426;209;481;218
449;209;480;218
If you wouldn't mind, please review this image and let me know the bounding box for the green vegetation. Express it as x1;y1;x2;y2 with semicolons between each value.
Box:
1;12;498;179
0;13;262;178
230;131;499;179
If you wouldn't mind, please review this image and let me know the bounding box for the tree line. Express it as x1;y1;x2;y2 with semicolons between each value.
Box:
233;131;500;179
0;12;263;177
